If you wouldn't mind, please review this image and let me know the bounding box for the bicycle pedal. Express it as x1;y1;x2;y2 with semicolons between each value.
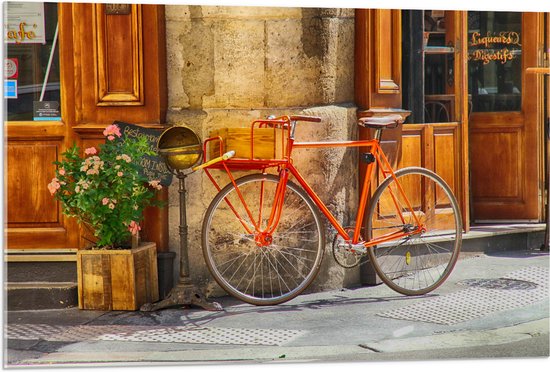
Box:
337;243;367;254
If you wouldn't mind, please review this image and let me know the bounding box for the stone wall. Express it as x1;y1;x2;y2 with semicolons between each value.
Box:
164;5;359;297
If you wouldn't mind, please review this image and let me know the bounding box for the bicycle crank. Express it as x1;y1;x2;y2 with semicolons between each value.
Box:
331;228;366;268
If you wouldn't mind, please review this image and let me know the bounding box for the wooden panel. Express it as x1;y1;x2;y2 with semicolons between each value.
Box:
94;4;143;105
8;228;74;249
6;122;65;139
400;127;424;168
433;126;458;195
374;9;400;93
65;3;166;125
470;130;522;200
7;142;60;224
78;254;111;310
110;253;136;310
354;9;402;110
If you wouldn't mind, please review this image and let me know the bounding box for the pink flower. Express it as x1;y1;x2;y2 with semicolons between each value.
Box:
108;203;115;210
58;169;66;176
148;180;162;190
84;147;97;155
116;154;131;163
86;169;99;175
103;124;121;139
47;178;61;195
117;171;123;177
102;198;109;205
128;221;141;235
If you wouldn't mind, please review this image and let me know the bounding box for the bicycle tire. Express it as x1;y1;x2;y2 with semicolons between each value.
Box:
202;173;325;305
366;167;462;295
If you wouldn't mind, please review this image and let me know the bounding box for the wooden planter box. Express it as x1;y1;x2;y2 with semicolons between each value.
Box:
76;242;159;310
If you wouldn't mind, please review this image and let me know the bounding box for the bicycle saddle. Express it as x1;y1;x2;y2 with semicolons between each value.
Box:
358;114;403;129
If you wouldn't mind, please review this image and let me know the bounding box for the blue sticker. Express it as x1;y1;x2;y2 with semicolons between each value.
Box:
4;80;17;99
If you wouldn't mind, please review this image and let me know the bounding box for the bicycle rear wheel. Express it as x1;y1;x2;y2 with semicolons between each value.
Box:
366;167;462;295
202;173;325;305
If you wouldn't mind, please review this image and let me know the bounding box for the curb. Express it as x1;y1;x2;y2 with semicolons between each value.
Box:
14;318;549;365
360;318;549;353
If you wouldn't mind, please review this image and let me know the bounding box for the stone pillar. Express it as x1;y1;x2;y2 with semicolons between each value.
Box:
164;5;359;296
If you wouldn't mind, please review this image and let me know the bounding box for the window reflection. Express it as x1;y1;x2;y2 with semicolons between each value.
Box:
5;3;60;121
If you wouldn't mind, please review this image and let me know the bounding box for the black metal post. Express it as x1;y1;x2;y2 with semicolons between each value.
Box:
140;172;222;311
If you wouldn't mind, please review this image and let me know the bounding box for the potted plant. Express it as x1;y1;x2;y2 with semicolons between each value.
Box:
48;124;163;310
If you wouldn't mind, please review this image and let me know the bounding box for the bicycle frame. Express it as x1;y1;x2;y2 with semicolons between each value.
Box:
202;119;424;249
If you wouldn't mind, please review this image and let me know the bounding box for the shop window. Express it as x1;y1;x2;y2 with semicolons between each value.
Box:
402;10;456;124
467;11;522;112
4;2;60;121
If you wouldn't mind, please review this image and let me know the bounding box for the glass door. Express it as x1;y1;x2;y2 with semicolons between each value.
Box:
468;11;543;222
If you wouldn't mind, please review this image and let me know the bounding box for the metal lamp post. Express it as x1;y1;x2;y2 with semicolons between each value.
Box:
140;126;222;311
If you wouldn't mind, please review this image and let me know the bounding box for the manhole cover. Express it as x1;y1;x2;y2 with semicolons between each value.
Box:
457;278;538;290
377;266;549;325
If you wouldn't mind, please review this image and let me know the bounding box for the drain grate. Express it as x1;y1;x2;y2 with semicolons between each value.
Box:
377;266;549;325
5;324;304;346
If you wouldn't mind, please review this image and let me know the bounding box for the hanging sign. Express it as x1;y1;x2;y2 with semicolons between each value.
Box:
115;121;174;186
468;31;521;65
4;2;46;44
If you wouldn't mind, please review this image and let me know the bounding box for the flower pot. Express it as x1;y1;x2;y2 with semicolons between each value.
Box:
76;242;159;310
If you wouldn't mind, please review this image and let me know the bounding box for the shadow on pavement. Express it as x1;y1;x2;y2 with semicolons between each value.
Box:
89;289;438;327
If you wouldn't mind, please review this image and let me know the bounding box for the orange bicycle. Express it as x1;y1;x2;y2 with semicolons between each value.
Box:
193;114;462;305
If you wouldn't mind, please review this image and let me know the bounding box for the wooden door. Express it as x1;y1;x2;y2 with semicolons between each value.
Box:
6;3;79;249
6;3;168;250
469;12;544;221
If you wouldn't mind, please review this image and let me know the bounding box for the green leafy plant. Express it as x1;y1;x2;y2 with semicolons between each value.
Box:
48;124;163;249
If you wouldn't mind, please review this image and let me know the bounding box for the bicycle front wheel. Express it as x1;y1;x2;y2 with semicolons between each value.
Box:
366;167;462;295
202;173;325;305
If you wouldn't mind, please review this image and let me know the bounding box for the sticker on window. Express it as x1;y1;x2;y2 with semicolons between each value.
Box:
33;101;61;121
4;80;17;99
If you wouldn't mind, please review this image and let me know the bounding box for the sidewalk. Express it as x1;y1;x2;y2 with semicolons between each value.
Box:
5;250;550;367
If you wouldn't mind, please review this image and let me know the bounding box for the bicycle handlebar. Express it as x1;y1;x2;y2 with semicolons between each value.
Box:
193;150;235;172
289;115;322;123
268;115;322;123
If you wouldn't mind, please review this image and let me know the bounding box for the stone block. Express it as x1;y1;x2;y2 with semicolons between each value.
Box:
202;20;266;108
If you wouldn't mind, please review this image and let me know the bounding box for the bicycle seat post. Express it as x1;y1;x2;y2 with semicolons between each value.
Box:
373;128;383;142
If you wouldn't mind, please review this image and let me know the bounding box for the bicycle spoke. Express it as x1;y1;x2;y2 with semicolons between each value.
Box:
367;168;461;295
203;174;324;305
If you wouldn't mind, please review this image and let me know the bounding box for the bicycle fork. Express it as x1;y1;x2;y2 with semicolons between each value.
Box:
222;167;291;247
253;169;290;246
